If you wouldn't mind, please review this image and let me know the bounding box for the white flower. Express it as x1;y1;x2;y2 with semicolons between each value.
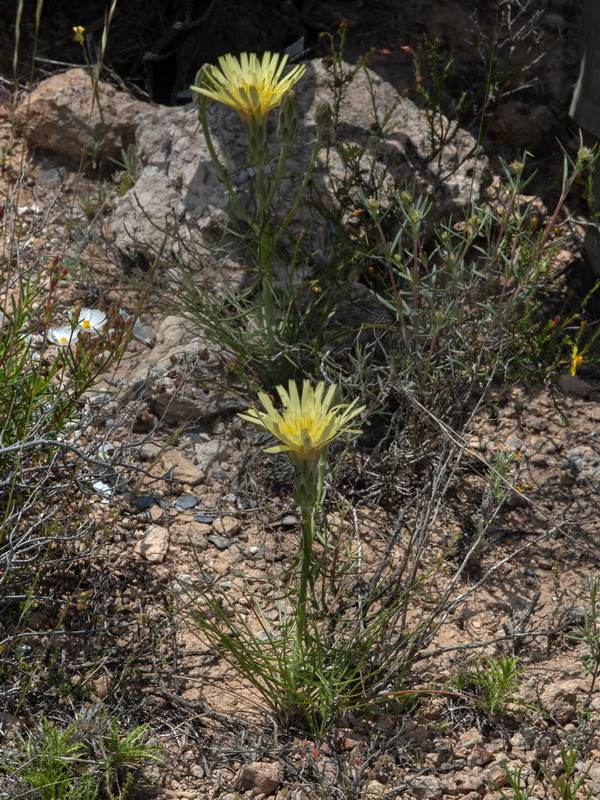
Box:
46;325;81;347
46;307;152;348
71;307;108;333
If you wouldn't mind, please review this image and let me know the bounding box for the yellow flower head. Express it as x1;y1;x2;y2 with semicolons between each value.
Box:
239;380;364;466
190;52;306;126
570;346;583;376
73;26;85;44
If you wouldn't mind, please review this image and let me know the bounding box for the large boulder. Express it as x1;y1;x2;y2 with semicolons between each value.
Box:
16;68;145;162
17;62;488;278
111;58;487;262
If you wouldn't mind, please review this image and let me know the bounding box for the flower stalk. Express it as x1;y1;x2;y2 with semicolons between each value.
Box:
191;52;329;351
239;380;364;685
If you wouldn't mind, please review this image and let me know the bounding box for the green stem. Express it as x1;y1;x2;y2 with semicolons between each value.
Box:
254;165;276;346
293;503;315;678
273;124;324;248
199;110;256;230
264;140;291;210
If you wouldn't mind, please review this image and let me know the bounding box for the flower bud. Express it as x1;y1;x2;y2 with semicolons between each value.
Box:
191;66;213;117
246;125;270;166
277;89;300;144
314;101;332;129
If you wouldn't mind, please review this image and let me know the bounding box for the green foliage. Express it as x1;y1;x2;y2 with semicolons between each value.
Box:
492;763;537;800
568;574;600;695
0;249;134;722
110;144;142;195
537;743;592;800
494;743;591;800
0;263;129;479
404;35;471;163
454;656;527;717
170;54;599;404
183;524;403;737
4;713;161;799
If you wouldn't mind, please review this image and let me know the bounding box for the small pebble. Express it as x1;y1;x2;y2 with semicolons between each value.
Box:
175;494;201;510
135;496;154;509
208;535;231;550
505;437;523;450
195;512;214;524
92;480;112;498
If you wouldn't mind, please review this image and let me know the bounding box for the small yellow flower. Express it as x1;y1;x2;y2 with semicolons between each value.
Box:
191;52;305;126
239;380;364;466
73;26;85;44
570;346;583;376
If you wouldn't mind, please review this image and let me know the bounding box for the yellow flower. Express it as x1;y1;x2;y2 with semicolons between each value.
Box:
190;51;305;127
239;380;364;466
570;346;583;376
73;26;85;44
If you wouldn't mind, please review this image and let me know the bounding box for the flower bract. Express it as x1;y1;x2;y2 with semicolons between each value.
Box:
190;52;306;127
239;380;364;467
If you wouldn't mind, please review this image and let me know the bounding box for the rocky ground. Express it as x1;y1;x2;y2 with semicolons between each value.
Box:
3;1;600;799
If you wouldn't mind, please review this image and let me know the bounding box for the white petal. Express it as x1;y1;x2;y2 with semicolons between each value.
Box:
47;325;80;346
120;310;152;345
72;307;108;333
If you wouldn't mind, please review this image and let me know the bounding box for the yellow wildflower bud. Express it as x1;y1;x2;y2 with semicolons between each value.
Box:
277;89;300;144
314;101;332;129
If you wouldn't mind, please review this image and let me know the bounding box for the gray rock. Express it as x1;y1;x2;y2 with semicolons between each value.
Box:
564;445;600;491
116;316;246;424
134;495;155;509
37;167;63;185
208;534;231;550
505;437;523;450
194;438;233;473
111;59;487;262
558;374;595;397
174;494;201;510
411;775;442;800
491;101;556;150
